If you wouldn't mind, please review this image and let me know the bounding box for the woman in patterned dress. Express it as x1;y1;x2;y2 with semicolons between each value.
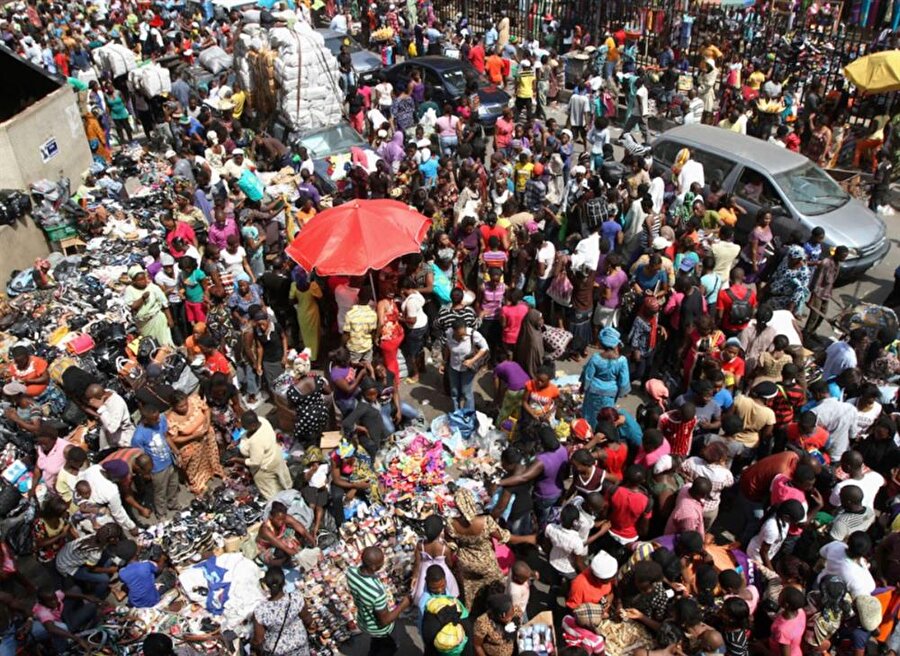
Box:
446;489;535;615
252;566;315;656
166;391;225;495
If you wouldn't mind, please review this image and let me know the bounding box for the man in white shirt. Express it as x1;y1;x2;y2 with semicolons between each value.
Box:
78;462;137;533
683;90;705;125
822;328;867;381
533;232;556;303
829;450;885;509
85;384;134;451
221;149;255;180
677;152;705;202
622;76;650;143
567;88;591;146
808;380;859;462
329;9;351;33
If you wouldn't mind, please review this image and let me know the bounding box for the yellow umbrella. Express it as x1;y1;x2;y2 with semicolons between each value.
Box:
844;50;900;93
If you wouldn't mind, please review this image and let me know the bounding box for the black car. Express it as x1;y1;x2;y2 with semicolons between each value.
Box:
384;56;512;127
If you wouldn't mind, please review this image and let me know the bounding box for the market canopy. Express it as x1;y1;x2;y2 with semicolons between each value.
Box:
285;199;431;276
843;50;900;93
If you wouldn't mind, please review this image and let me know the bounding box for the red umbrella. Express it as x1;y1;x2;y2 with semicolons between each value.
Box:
285;199;431;276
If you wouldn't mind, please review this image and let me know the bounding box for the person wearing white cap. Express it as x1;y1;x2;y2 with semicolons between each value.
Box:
153;253;185;344
221;147;255;180
629;236;675;288
514;57;536;121
566;551;617;609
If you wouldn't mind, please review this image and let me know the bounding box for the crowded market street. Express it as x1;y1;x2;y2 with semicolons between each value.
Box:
1;1;900;655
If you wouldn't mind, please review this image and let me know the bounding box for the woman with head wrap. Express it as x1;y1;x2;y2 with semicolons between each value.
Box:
412;515;460;605
580;326;630;430
446;488;535;614
228;272;263;324
766;245;811;316
124;266;174;347
205;130;226;171
377;130;406;172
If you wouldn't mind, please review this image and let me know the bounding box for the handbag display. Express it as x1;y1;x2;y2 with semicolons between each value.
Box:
66;333;96;355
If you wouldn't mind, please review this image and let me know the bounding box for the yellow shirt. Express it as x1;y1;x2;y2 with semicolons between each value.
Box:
514;162;534;192
288;208;317;241
605;37;619;62
748;71;766;90
231;90;246;119
516;70;535;99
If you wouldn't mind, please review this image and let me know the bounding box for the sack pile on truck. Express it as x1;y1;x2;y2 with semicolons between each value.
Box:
93;43;137;78
128;62;172;98
232;10;344;131
198;45;234;75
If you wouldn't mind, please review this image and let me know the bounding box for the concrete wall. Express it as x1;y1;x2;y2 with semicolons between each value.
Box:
0;216;49;287
0;86;92;190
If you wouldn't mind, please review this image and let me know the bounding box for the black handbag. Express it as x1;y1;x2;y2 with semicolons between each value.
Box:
0;484;21;518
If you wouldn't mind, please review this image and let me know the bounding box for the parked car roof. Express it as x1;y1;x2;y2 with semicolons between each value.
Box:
655;124;808;175
402;55;472;71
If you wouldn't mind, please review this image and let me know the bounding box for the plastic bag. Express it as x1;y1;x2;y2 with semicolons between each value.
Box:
238;169;265;201
5;501;36;556
448;409;477;439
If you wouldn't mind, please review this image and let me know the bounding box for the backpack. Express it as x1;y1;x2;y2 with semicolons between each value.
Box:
726;287;752;324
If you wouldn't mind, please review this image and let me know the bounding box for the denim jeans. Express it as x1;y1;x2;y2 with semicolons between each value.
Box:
448;368;476;410
379;402;422;433
439;134;458;156
534;493;561;529
72;564;110;598
0;625;15;656
236;362;260;397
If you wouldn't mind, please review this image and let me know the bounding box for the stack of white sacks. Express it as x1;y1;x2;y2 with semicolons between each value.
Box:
234;10;344;131
93;43;137;78
128;63;172;98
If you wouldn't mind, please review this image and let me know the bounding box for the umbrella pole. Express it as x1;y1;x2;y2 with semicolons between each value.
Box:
369;270;378;301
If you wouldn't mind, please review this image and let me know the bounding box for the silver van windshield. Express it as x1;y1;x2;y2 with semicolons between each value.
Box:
773;162;850;216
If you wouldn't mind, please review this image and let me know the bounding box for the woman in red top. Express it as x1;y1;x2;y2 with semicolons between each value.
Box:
592;423;628;484
715;337;746;392
7;345;49;398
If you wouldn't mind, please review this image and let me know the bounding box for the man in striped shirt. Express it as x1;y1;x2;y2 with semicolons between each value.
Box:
345;547;411;656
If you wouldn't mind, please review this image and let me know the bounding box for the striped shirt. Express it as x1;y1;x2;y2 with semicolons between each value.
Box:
56;536;102;577
346;566;392;637
828;507;876;541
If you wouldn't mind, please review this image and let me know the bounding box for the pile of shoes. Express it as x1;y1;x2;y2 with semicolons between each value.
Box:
138;493;266;567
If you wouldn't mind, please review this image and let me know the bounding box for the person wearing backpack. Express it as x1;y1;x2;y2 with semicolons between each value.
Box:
715;268;757;337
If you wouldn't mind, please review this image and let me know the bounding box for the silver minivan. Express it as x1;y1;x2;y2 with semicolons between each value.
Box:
651;125;890;278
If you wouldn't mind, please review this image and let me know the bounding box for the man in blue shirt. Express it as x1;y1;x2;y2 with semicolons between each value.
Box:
485;23;499;52
131;404;179;520
120;550;168;608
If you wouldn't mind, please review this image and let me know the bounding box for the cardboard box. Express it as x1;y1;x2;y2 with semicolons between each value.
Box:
519;610;558;655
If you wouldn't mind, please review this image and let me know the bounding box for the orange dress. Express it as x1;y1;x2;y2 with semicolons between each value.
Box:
8;356;49;397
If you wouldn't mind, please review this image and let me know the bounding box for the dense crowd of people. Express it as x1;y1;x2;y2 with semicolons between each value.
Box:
0;0;898;655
